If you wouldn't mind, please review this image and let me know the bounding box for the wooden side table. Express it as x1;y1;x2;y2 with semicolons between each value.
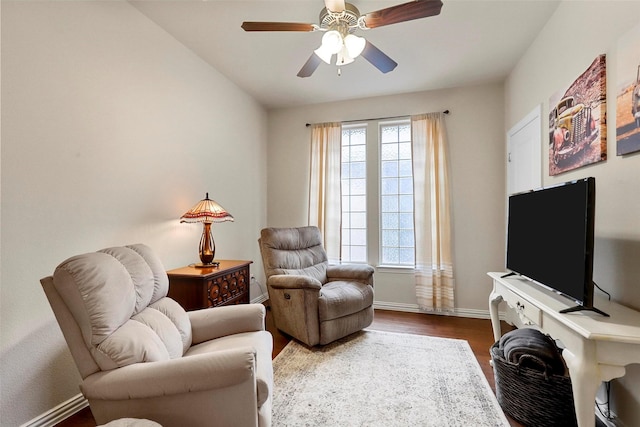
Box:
167;260;252;311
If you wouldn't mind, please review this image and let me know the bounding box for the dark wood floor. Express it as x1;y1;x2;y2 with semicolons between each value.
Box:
56;308;521;427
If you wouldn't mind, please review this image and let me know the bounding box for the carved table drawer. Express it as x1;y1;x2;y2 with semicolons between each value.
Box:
167;260;252;311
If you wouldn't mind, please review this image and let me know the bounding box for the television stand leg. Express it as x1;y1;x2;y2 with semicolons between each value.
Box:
560;305;610;317
500;272;517;279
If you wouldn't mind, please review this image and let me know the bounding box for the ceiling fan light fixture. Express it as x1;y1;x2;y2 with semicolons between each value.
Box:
321;29;344;54
344;34;366;58
314;44;334;64
243;0;444;78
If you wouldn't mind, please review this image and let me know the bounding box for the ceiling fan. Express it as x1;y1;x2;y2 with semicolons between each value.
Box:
241;0;443;78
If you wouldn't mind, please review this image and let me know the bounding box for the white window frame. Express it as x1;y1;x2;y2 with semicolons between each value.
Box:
340;118;415;270
341;124;368;263
378;119;415;268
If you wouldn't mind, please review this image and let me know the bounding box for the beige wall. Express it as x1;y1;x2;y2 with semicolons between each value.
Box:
504;1;640;424
0;1;268;425
267;83;506;314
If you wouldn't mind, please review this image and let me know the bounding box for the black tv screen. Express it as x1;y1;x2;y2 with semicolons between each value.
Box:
506;177;596;312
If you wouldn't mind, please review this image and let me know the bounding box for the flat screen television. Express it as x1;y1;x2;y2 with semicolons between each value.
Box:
505;177;607;316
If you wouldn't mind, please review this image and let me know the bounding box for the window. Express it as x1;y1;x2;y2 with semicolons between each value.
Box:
380;122;415;266
340;120;415;267
341;125;367;263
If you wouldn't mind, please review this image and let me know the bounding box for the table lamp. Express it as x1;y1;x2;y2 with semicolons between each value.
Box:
180;193;234;267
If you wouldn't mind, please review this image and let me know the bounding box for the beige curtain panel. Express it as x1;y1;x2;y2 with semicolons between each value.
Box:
308;122;342;263
411;112;455;312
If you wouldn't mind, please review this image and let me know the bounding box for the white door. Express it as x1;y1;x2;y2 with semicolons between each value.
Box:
507;105;542;195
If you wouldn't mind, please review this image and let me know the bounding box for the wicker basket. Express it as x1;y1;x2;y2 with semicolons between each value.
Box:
491;342;577;427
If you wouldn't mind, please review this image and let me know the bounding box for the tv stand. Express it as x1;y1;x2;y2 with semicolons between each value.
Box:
559;305;609;317
488;272;640;427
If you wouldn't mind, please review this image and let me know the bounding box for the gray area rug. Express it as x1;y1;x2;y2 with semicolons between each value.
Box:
272;329;509;426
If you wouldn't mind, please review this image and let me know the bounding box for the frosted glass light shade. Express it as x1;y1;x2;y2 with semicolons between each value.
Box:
321;30;343;54
314;44;334;64
344;34;365;58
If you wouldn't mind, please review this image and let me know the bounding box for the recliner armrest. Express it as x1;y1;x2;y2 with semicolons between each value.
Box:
189;304;266;344
327;264;374;283
267;274;322;290
80;346;257;400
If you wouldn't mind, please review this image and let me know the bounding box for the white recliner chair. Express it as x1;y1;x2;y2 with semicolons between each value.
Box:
41;244;273;427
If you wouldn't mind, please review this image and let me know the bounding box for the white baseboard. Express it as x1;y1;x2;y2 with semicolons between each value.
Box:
372;301;421;313
251;293;268;305
373;300;508;321
20;394;88;427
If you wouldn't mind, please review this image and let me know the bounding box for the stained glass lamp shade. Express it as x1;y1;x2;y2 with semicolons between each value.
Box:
180;193;234;267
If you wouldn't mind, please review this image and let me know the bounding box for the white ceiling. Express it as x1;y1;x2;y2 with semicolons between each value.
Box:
130;0;560;109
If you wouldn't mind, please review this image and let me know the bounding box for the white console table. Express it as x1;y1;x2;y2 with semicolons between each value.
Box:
488;272;640;427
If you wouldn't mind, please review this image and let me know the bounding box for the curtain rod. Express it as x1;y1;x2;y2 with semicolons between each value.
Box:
305;110;450;127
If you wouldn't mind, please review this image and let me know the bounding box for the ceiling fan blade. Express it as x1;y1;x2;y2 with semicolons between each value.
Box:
297;54;323;78
360;41;398;74
361;0;443;29
241;22;316;32
324;0;346;13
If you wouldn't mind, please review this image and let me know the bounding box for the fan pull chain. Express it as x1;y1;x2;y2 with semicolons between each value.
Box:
337;67;342;76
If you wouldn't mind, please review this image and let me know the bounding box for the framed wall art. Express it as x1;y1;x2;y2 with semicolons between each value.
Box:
548;54;607;176
616;22;640;156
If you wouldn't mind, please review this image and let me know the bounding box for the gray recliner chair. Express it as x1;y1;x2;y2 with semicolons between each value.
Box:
258;226;374;346
41;244;273;427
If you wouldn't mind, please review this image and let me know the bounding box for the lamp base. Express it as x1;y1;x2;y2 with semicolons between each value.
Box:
190;262;220;269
